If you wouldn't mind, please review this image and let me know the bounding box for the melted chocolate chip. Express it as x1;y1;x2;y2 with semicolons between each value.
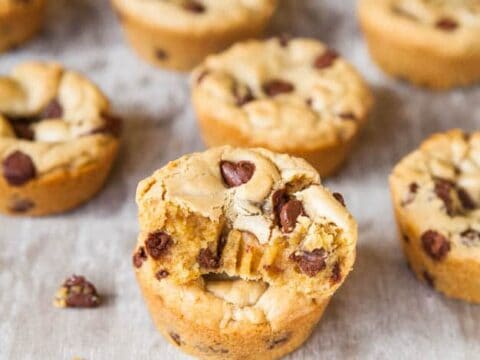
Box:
155;49;168;60
8;198;34;213
42;99;63;119
183;0;205;13
290;248;327;277
314;49;339;69
220;160;255;188
12;122;34;140
402;182;419;206
403;233;410;243
460;229;480;246
170;333;182;346
434;178;455;215
338;112;356;121
2;151;36;186
155;269;169;280
279;199;304;233
330;261;342;284
198;248;220;269
145;231;172;260
457;188;476;210
423;271;435;288
267;333;291;349
132;247;147;268
421;230;450;261
436;17;458;31
262;79;294;97
332;192;346;207
234;85;255;106
56;275;100;308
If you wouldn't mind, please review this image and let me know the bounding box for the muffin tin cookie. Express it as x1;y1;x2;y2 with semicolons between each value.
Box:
0;0;46;52
359;0;480;89
134;146;357;359
191;38;373;177
0;62;121;216
111;0;277;71
390;130;480;303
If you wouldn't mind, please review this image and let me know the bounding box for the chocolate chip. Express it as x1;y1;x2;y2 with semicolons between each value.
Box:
198;248;220;269
434;178;455;215
330;261;342;284
183;0;205;13
132;247;147;268
460;229;480;246
12;122;34;140
409;182;419;193
421;230;450;261
290;248;327;277
155;269;169;280
402;182;419;206
423;271;435;288
220;160;255;188
338;112;356;121
262;79;294;97
2;151;36;186
145;231;172;260
279;199;304;233
314;49;339;69
234;85;255;106
170;332;182;346
267;333;291;350
436;17;458;31
89;113;122;137
54;275;100;308
155;49;168;60
332;192;346;207
42;99;63;119
403;233;410;243
8;198;34;213
457;188;476;210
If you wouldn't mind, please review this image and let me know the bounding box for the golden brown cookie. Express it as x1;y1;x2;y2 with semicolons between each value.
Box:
390;129;480;303
111;0;278;71
191;38;373;177
359;0;480;89
0;0;46;52
134;146;357;359
0;62;121;216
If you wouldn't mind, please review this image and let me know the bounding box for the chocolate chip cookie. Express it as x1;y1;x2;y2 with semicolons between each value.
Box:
134;146;358;359
390;130;480;303
359;0;480;89
0;62;121;216
191;38;374;177
0;0;46;52
111;0;277;71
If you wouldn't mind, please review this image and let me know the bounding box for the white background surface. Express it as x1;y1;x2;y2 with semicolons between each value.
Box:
1;1;480;359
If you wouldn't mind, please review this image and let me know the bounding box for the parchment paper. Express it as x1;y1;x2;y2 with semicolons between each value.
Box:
1;1;480;359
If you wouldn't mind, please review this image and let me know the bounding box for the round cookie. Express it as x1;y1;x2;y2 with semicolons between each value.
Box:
111;0;278;71
191;38;373;177
390;129;480;303
134;146;357;359
0;62;121;216
0;0;46;52
358;0;480;89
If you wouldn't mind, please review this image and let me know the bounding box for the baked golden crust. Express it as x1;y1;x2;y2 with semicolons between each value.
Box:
111;0;277;70
358;0;480;89
0;0;46;52
191;38;373;177
0;62;121;216
134;146;357;359
390;129;480;302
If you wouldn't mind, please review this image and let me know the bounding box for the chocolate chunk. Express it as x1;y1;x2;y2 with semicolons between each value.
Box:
314;49;339;69
155;269;169;280
332;192;346;207
183;0;205;13
423;271;435;288
155;49;168;60
457;188;476;210
436;17;458;31
12;122;34;140
132;247;147;268
279;199;304;233
8;198;34;213
170;332;182;346
42;99;63;119
198;248;220;269
89;113;122;137
290;248;327;277
234;85;255;106
421;230;450;261
54;275;100;308
330;261;342;284
2;151;36;186
145;231;172;260
220;160;255;188
434;178;455;215
262;79;294;97
267;333;291;350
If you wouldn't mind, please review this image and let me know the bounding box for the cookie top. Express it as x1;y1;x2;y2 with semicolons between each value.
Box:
112;0;277;33
390;130;480;261
0;62;120;186
135;146;357;300
191;38;373;151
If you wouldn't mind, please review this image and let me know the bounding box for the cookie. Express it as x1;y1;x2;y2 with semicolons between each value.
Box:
0;62;121;216
111;0;277;71
0;0;46;52
134;146;357;359
191;38;373;177
390;129;480;303
358;0;480;89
